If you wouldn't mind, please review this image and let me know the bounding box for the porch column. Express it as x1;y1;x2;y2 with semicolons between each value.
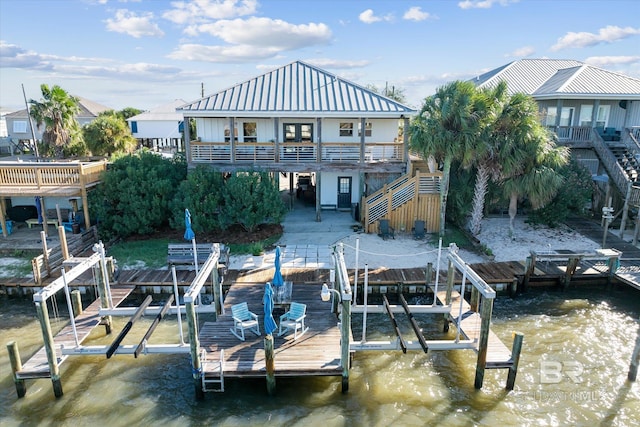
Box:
359;118;366;163
39;196;47;237
554;100;563;128
229;117;236;163
315;173;321;222
403;116;409;165
316;117;322;164
592;100;600;128
316;117;322;221
0;197;7;237
274;118;280;162
184;116;191;163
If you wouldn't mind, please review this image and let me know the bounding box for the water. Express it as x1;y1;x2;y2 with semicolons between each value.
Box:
1;287;639;426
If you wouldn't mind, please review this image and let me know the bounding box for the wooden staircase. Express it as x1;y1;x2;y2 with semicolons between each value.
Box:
608;144;640;183
360;171;442;234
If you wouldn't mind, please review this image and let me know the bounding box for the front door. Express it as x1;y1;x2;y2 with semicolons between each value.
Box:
337;177;352;210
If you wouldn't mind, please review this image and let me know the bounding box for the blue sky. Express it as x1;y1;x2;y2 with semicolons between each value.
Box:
1;0;639;112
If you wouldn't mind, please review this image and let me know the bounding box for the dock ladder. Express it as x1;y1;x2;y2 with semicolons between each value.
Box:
201;349;225;392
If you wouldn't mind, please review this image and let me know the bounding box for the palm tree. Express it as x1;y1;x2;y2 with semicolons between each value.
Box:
498;97;569;236
410;80;485;236
467;81;509;235
29;84;81;157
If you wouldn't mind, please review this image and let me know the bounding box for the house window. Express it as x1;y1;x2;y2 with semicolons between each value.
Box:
243;122;257;142
13;120;27;133
283;123;313;142
358;122;372;137
224;124;238;142
339;122;353;137
595;105;610;128
579;105;592;126
130;121;138;133
543;107;557;127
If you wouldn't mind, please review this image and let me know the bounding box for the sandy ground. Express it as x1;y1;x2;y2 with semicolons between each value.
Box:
0;216;603;277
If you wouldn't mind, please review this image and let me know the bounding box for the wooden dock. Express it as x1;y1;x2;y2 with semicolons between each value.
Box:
17;285;134;380
434;288;513;368
199;282;343;379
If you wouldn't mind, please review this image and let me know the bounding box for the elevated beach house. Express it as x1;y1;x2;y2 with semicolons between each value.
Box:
178;60;442;233
127;99;186;153
472;59;640;226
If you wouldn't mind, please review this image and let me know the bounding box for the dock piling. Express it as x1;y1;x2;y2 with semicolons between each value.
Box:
506;332;524;390
474;295;494;389
7;341;26;398
35;301;63;397
265;335;276;395
628;320;640;381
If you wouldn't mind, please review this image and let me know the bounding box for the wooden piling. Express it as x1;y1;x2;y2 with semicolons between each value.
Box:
341;298;351;393
40;231;50;275
265;335;276;395
426;262;432;286
71;290;82;316
522;252;536;292
509;278;518;298
562;257;580;289
186;300;204;400
628;321;640;381
474;295;494;389
443;259;455;333
7;341;26;398
470;286;479;312
57;226;69;261
506;332;524;390
35;301;63;397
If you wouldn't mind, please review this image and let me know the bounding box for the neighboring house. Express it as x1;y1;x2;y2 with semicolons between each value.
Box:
472;58;640;222
178;60;442;233
4;96;111;153
127;99;186;153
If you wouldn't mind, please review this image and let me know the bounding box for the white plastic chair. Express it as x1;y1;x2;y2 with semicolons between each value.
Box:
230;302;260;341
278;302;309;340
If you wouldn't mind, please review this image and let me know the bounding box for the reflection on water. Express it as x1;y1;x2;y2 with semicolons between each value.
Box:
1;287;640;426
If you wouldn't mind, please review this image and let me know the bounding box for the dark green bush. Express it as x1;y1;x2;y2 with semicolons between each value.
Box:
89;151;187;239
169;165;225;231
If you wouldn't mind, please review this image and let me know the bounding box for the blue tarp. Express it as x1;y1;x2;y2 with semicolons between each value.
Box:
34;196;43;224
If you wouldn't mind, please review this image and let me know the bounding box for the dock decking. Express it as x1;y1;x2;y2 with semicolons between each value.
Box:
17;285;135;380
199;282;343;379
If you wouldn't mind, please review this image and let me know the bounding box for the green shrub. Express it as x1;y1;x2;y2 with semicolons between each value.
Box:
89;151;187;239
170;165;225;231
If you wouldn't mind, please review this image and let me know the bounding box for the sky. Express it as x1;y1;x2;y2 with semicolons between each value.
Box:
1;0;640;113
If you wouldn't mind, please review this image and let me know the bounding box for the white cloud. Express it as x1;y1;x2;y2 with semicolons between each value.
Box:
304;58;370;69
584;55;640;68
163;0;257;25
505;46;535;58
458;0;518;10
167;43;279;62
105;9;165;38
359;9;393;24
0;41;52;69
403;7;432;22
551;25;640;51
186;17;332;50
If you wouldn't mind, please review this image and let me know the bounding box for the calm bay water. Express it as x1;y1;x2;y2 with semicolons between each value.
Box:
1;287;639;426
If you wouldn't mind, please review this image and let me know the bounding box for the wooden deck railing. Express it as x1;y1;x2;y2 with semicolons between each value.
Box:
189;141;404;164
0;161;107;189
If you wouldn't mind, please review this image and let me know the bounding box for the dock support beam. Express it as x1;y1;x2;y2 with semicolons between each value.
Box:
265;335;276;395
186;300;204;400
443;259;455;333
35;301;63;397
506;332;524;390
474;296;494;389
7;341;26;398
562;257;580;289
341;297;351;393
628;320;640;381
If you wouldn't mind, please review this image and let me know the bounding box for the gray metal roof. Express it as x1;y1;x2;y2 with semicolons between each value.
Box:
179;60;416;118
472;59;640;100
6;96;111;119
127;99;186;122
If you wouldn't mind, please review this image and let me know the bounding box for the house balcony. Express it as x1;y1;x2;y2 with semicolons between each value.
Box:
0;160;107;197
189;141;405;166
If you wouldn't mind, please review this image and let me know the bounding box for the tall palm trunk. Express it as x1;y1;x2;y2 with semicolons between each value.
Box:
439;157;451;236
469;163;490;236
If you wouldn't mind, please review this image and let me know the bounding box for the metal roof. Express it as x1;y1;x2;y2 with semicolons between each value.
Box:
6;96;111;120
179;60;415;118
472;59;640;100
127;99;186;122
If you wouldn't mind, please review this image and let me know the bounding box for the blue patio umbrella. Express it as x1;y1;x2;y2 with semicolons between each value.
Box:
184;209;198;274
263;282;277;335
272;246;284;287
